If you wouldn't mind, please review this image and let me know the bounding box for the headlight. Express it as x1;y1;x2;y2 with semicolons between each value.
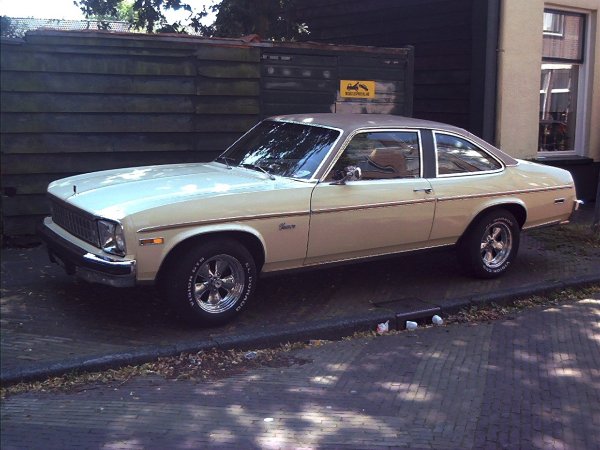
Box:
97;219;126;256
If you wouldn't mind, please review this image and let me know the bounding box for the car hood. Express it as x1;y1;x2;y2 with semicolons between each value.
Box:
48;162;304;220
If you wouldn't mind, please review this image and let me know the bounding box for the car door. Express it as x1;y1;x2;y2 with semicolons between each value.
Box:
305;129;436;266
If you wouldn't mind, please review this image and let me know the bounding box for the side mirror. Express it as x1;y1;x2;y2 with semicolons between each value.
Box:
331;166;362;185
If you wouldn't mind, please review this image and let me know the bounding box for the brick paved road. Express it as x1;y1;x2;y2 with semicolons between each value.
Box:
2;296;599;449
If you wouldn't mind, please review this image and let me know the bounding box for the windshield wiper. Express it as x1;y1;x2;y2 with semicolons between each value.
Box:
240;163;275;180
216;155;235;169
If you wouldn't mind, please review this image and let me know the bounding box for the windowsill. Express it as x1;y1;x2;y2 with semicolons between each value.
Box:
534;155;593;165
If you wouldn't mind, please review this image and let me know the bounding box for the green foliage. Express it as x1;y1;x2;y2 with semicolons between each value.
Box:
75;0;309;39
76;0;192;33
1;15;24;38
75;0;128;30
117;0;137;23
76;0;120;19
131;0;192;33
209;0;309;40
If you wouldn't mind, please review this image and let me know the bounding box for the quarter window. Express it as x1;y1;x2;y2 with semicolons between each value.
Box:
329;131;421;180
435;133;501;175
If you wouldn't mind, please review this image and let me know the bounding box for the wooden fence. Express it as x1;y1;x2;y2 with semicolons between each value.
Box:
0;30;412;236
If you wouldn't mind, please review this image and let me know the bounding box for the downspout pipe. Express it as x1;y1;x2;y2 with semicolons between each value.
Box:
484;0;501;145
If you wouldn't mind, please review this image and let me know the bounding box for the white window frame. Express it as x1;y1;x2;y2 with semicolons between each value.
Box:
538;6;592;158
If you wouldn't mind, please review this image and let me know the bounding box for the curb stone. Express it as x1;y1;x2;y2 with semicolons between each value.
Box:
1;311;394;385
2;275;599;385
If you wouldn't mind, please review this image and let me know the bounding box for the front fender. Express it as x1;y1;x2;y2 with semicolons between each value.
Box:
135;223;268;282
164;223;268;259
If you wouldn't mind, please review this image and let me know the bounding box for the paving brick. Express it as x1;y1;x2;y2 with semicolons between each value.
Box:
2;297;598;448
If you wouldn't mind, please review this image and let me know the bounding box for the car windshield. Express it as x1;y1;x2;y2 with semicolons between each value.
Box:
218;120;340;179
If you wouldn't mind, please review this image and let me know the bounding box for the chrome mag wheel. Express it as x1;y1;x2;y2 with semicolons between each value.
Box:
480;221;513;270
192;254;245;314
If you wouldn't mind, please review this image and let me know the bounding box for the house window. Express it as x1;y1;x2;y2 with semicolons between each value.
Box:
538;9;586;154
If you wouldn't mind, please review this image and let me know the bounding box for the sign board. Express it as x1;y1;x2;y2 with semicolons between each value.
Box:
340;80;376;98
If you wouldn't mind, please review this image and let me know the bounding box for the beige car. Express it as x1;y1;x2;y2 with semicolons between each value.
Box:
39;114;580;325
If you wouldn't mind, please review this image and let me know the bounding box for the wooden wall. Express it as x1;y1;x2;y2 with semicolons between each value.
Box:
0;31;413;237
261;47;413;117
296;0;480;131
1;31;261;236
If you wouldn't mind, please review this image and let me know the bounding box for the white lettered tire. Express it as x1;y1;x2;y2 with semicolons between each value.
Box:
165;239;257;326
458;209;520;278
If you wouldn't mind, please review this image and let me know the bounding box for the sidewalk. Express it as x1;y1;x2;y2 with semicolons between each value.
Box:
2;296;599;449
1;207;599;383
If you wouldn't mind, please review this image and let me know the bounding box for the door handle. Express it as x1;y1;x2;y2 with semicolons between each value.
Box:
413;188;432;194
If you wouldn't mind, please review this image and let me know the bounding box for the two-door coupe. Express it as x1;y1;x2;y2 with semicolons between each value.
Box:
39;114;580;325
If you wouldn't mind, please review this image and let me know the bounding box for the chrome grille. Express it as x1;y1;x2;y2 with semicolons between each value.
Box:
50;199;99;247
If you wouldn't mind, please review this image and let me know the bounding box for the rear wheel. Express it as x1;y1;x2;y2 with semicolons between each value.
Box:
458;209;520;278
163;239;257;326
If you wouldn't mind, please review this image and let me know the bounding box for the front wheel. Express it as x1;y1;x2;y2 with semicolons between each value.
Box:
164;239;257;326
458;209;520;278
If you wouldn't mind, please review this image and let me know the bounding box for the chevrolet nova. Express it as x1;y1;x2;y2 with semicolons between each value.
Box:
39;114;580;325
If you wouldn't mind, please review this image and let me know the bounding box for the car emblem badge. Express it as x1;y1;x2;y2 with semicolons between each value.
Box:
279;222;296;231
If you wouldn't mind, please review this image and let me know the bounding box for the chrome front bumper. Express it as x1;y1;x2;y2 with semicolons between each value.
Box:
38;219;136;288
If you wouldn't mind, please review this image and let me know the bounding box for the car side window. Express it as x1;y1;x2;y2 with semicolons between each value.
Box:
435;133;502;175
328;131;421;180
